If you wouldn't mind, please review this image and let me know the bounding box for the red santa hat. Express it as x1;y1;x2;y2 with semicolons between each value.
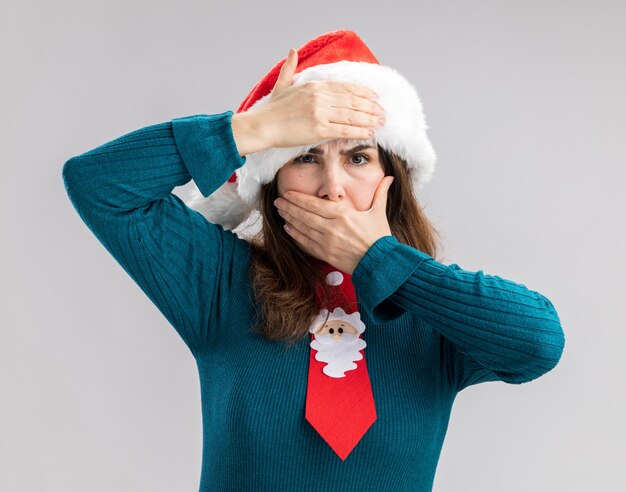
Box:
185;28;437;239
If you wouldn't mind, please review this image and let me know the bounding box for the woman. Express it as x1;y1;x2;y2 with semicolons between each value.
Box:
62;29;565;492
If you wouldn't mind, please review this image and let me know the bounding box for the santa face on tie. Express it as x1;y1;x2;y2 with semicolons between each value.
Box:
314;318;359;342
309;307;367;378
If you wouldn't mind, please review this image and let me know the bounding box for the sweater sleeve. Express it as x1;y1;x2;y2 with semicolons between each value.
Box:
61;110;247;357
351;235;566;392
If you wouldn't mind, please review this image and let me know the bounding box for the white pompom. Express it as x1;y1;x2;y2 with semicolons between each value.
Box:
326;271;344;286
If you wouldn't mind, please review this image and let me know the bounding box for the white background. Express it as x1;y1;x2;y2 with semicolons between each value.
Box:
2;0;624;490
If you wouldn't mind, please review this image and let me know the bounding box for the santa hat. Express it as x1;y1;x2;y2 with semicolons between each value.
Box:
185;29;437;239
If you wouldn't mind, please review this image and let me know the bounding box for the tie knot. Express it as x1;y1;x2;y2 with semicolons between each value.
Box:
312;262;357;314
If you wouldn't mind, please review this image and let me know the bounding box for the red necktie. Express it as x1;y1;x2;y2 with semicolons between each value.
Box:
305;260;377;461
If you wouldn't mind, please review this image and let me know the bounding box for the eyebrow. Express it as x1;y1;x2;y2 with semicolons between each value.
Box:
305;144;375;156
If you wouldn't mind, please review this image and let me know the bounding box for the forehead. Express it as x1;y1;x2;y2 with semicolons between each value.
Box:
303;137;377;152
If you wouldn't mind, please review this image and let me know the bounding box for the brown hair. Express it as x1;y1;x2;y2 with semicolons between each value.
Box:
245;145;444;349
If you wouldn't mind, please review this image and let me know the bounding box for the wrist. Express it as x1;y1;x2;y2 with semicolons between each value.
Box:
231;108;273;156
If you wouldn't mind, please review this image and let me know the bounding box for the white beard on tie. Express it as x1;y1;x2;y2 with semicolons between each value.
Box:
309;307;367;378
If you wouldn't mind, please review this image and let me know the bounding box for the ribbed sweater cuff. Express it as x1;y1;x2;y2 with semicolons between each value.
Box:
352;235;431;323
171;110;246;197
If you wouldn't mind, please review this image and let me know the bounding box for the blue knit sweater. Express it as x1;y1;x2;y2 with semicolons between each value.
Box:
61;110;565;491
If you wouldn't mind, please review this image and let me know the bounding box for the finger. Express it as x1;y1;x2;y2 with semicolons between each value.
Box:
282;191;338;219
275;48;298;90
322;121;376;140
284;220;323;256
325;80;379;101
325;97;386;129
371;176;395;211
281;212;324;242
278;205;325;235
322;82;385;119
331;89;386;117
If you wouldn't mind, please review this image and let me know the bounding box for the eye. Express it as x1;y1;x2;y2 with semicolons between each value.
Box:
294;154;317;164
293;153;371;166
349;154;370;166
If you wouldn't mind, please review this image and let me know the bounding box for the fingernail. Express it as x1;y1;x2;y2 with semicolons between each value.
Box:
377;117;386;126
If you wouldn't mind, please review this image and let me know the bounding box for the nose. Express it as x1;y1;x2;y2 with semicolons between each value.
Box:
318;162;346;201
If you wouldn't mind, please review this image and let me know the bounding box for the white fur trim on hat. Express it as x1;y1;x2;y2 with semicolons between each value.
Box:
186;180;254;232
236;60;436;208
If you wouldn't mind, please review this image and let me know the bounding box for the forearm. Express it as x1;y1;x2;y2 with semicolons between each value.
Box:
353;236;565;384
62;111;245;214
